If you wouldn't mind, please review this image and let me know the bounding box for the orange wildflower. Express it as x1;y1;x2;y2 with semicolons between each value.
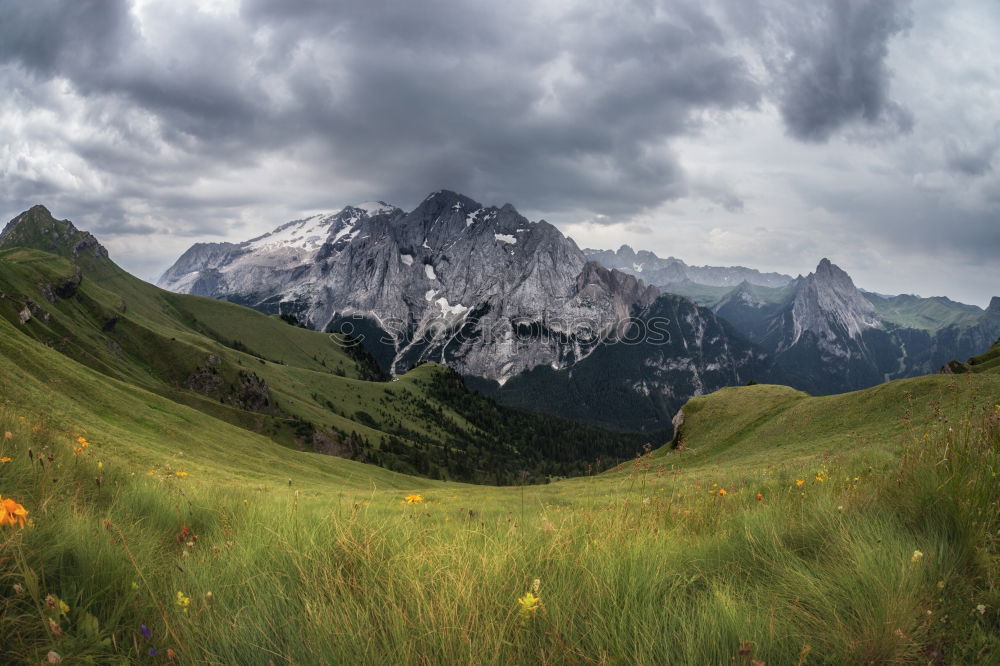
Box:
0;496;28;528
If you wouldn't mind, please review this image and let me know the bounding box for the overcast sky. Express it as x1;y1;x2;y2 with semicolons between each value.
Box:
1;0;997;305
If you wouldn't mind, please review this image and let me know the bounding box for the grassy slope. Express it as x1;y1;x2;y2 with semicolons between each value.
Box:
2;302;998;662
0;249;520;472
866;292;985;332
968;338;1000;373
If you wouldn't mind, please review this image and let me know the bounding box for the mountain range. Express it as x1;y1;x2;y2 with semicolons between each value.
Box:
146;191;998;429
0;204;662;483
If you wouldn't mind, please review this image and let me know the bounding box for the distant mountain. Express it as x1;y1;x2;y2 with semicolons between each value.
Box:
584;245;793;288
711;259;1000;394
161;195;999;430
160;190;666;384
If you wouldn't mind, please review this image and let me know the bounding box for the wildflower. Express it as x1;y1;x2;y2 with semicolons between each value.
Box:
76;436;89;447
59;599;69;616
0;497;28;528
795;479;805;487
140;624;152;639
853;477;860;481
837;505;844;512
148;649;159;657
48;617;62;636
937;580;945;589
175;471;189;477
131;581;140;591
911;550;924;563
45;595;57;610
167;648;177;660
517;591;542;624
46;651;62;664
0;457;11;463
97;461;103;470
13;584;24;595
718;488;727;496
815;475;825;483
755;493;764;502
976;604;987;615
176;591;191;612
403;494;424;504
3;431;12;440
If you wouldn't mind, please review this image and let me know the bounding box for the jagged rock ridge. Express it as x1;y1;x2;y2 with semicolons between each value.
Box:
159;191;660;383
585;244;793;288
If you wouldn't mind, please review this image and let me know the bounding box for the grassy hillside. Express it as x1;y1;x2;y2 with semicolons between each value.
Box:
0;209;655;484
1;303;998;662
866;292;986;332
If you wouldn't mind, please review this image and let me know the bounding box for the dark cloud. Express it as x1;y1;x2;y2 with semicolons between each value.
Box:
945;136;997;177
1;0;765;227
766;0;914;142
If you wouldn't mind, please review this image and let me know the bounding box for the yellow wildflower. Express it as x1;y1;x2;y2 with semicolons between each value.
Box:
175;471;189;477
517;591;542;624
815;476;825;483
176;591;191;612
0;457;11;463
403;494;424;504
911;550;924;563
58;600;69;616
0;497;28;528
718;488;727;496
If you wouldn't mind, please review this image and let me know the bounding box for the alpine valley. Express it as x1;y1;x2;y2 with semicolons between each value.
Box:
158;191;1000;430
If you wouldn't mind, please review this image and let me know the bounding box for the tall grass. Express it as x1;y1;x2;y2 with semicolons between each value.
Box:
1;401;998;664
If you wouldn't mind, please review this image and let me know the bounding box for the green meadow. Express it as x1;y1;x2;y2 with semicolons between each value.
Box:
1;332;998;663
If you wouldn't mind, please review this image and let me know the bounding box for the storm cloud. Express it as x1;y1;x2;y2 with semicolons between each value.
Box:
0;0;996;304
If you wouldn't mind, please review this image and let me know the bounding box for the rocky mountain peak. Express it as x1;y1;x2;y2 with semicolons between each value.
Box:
158;190;656;382
987;296;1000;314
1;205;109;261
786;258;880;349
